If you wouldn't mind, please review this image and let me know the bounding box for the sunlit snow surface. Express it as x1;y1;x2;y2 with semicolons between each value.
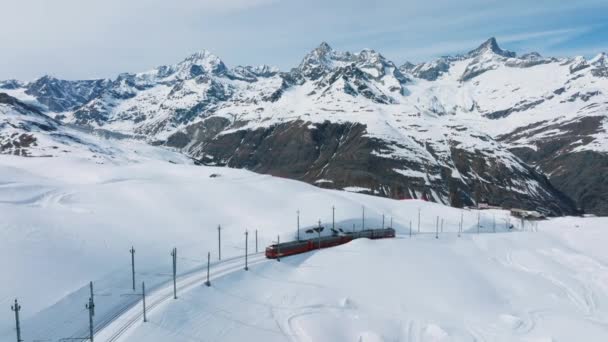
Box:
1;149;607;341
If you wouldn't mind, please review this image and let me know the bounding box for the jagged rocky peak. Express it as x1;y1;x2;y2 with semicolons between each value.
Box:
298;42;354;80
589;52;608;77
467;37;516;58
409;58;452;81
399;61;416;72
590;52;608;67
0;79;25;90
229;64;280;83
163;50;229;80
298;42;402;81
354;48;400;79
568;56;589;73
521;52;543;60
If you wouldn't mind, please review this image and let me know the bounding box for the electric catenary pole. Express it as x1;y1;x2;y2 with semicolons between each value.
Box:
130;246;136;291
171;248;177;299
86;294;95;341
205;251;211;287
142;282;147;323
435;216;439;239
89;281;95;316
11;299;22;342
332;206;335;231
217;225;222;260
255;229;258;253
297;210;300;241
244;230;249;271
362;206;365;230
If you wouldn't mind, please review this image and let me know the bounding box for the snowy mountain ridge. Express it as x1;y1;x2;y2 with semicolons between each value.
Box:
1;37;607;215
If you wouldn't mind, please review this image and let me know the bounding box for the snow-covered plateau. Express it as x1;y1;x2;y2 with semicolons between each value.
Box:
1;143;607;341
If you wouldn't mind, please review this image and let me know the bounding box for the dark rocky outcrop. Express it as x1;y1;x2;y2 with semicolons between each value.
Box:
501;116;607;215
166;119;576;215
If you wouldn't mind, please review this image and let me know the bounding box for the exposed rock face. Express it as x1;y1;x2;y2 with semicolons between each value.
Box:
501;116;608;215
167;119;576;215
25;76;109;112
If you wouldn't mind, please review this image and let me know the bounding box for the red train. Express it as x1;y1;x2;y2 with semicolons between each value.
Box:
265;227;396;259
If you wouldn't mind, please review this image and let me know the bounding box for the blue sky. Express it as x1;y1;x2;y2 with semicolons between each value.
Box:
1;0;607;80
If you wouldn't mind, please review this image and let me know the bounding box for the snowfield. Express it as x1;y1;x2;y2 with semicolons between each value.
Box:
1;146;608;341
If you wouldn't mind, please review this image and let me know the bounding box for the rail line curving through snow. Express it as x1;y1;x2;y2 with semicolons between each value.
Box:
90;253;268;342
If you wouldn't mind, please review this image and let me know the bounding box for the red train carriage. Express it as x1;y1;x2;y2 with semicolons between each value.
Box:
265;227;395;259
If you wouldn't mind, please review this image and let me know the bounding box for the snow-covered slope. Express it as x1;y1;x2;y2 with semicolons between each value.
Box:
1;152;607;342
0;93;190;163
111;220;608;342
2;38;607;214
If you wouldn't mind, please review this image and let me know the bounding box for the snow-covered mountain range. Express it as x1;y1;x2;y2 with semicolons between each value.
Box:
2;38;607;215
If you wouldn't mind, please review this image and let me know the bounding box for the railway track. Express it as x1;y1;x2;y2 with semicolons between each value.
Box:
86;253;268;342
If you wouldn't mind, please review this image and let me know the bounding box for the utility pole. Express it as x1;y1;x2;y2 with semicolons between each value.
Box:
255;229;258;253
11;299;22;342
418;208;421;233
217;225;222;260
390;217;393;228
277;235;281;262
244;231;249;271
352;223;355;234
362;206;365;230
332;206;335;231
86;295;95;342
89;281;95;316
441;219;444;233
205;252;211;287
493;215;496;233
477;211;481;234
435;216;439;239
171;248;177;299
382;214;385;229
142;282;147;323
297;210;300;241
409;220;412;238
130;246;136;291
